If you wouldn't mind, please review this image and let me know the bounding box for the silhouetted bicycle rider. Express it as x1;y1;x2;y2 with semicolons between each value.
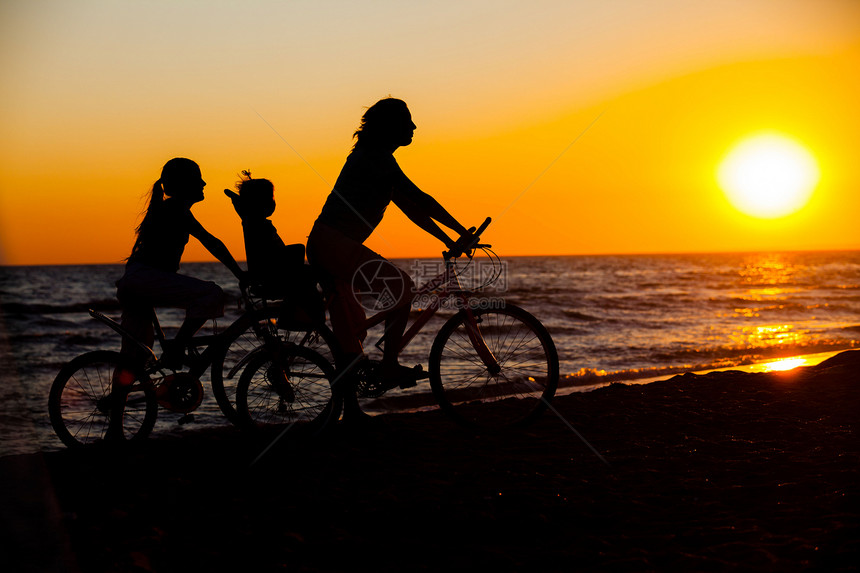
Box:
307;97;472;422
116;158;246;369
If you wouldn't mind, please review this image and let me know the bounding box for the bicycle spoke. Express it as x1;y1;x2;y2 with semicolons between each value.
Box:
430;305;558;429
50;352;158;448
236;346;335;433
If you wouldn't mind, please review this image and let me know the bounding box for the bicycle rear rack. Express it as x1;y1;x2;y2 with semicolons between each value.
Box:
88;309;158;365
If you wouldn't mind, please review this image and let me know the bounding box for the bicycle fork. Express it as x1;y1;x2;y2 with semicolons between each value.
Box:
462;306;501;375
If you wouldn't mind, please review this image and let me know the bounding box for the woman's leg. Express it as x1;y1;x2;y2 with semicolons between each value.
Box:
308;225;415;420
308;224;413;363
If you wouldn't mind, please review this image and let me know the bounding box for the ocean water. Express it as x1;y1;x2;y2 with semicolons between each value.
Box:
2;252;859;456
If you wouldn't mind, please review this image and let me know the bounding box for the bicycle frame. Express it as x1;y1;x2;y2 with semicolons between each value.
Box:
51;287;332;448
89;308;222;378
89;290;296;383
361;258;500;372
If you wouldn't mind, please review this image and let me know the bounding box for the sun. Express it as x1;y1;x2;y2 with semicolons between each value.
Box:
717;133;820;219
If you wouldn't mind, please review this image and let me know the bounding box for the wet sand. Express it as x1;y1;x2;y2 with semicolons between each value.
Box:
2;351;858;572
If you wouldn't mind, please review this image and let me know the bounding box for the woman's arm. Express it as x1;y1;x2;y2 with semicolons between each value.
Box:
189;216;246;280
392;176;470;245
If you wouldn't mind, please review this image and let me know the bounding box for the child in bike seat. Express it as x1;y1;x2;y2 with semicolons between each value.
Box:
116;158;246;370
225;171;323;327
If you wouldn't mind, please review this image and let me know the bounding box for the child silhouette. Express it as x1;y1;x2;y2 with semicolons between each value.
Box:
225;171;323;326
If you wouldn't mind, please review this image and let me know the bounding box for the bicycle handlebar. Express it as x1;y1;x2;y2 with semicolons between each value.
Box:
443;217;492;260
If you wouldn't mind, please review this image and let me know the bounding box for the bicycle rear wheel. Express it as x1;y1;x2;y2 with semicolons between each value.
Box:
48;350;158;448
210;306;336;424
429;304;559;429
235;345;339;437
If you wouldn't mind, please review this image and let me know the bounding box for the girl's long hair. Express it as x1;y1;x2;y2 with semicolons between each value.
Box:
129;157;198;259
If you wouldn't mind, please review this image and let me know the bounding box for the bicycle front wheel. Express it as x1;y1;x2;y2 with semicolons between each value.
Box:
48;351;158;448
235;345;339;437
429;304;559;429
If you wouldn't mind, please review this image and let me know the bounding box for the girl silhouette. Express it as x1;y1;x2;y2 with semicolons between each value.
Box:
116;157;245;367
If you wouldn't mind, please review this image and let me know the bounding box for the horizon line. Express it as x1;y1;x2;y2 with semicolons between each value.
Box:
2;246;859;268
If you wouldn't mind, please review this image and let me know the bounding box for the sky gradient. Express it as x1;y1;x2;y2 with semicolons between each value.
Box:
2;0;859;265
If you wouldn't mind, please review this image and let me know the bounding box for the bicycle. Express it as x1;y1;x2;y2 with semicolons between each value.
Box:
48;285;337;448
235;218;560;430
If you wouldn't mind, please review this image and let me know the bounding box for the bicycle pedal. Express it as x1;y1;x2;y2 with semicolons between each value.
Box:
397;365;427;389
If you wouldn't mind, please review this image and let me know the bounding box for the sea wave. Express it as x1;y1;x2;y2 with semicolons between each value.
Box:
562;310;602;321
561;340;859;384
2;299;122;315
3;252;859;456
646;339;858;366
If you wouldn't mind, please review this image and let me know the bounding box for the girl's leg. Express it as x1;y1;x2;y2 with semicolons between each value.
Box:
160;316;207;369
119;304;155;363
163;278;222;367
118;264;224;365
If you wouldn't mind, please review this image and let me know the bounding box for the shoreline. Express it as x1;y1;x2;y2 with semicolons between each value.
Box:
2;350;858;571
11;347;855;454
558;348;850;394
355;347;855;414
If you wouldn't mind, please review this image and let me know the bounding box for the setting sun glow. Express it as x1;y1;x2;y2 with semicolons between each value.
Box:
1;2;859;264
718;134;820;219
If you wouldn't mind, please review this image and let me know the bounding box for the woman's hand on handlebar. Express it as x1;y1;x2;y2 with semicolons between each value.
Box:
443;218;492;259
443;227;477;259
459;227;478;247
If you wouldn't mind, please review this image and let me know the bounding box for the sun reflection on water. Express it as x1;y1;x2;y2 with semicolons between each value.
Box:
760;357;809;372
728;254;817;351
731;323;807;349
747;356;812;373
745;287;795;300
737;254;804;286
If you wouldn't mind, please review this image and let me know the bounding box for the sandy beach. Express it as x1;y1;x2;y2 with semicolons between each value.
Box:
2;351;858;572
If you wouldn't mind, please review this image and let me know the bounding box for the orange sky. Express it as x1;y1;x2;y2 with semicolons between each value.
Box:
1;1;859;265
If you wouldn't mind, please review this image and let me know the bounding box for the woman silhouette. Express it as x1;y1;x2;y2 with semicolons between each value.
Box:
307;98;471;420
116;158;245;368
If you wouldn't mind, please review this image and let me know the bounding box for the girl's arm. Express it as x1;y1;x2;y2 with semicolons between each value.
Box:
189;216;246;280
